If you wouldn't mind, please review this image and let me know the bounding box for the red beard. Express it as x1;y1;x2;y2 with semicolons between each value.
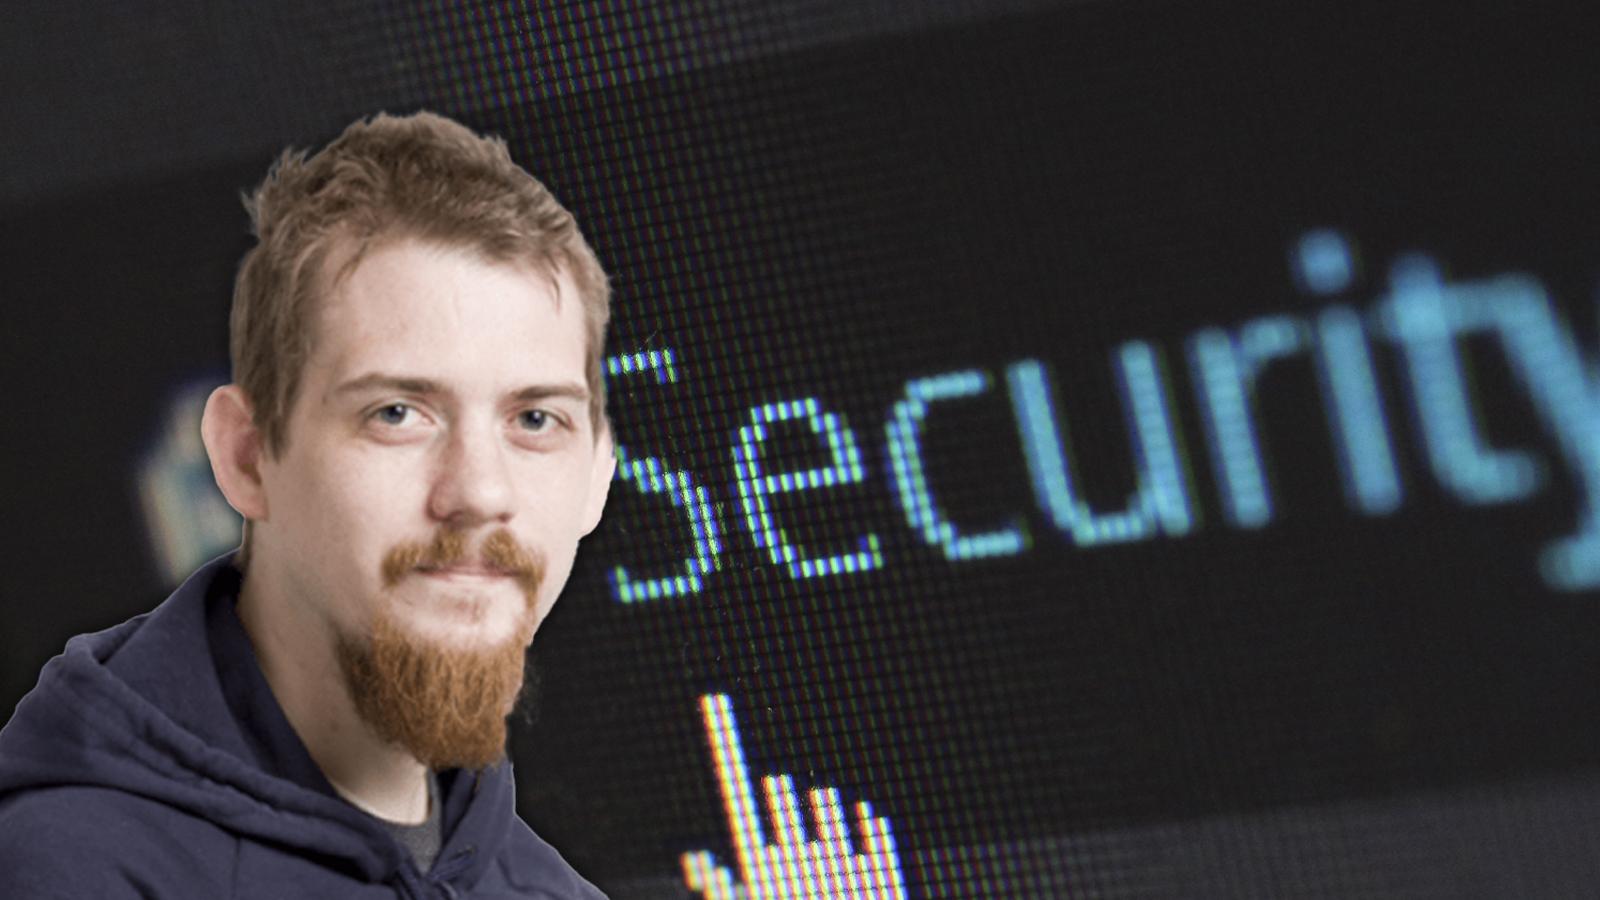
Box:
338;527;542;770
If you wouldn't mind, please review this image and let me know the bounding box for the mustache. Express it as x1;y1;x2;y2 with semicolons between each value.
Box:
381;527;542;601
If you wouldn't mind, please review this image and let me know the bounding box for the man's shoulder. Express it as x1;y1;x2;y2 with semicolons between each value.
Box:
486;817;608;899
0;786;236;898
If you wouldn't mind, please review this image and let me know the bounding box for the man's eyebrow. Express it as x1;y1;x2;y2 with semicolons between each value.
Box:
511;382;590;405
328;373;443;402
327;373;589;405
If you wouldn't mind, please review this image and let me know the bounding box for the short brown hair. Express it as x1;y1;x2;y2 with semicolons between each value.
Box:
232;110;611;457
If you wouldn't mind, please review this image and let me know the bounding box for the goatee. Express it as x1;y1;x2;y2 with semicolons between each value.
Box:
338;527;542;770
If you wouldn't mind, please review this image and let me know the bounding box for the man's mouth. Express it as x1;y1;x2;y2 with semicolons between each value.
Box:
418;565;516;579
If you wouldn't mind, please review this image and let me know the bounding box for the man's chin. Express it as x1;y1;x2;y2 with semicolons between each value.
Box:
337;609;531;771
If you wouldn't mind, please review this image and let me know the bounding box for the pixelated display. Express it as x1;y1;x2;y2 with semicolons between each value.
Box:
682;693;909;899
7;2;1600;897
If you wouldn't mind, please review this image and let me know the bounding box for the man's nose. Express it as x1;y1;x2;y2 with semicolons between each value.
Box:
428;424;515;526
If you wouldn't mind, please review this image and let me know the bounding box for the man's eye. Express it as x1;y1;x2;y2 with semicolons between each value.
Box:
518;409;553;432
372;403;413;426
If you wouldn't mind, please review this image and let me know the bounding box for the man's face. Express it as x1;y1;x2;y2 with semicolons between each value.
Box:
252;236;612;762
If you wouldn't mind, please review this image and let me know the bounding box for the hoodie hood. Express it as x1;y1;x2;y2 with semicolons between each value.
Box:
0;553;518;890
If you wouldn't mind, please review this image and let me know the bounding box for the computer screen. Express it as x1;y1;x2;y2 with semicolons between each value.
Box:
4;1;1599;896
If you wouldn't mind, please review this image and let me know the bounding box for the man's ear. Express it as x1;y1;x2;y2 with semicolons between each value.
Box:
580;424;617;536
201;384;270;522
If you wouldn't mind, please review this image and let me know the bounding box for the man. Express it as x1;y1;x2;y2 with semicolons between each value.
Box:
0;112;616;898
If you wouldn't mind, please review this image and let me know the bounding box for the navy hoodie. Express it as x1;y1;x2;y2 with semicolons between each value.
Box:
0;554;607;899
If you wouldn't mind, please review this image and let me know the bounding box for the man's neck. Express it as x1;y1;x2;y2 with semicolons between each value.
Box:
235;565;431;825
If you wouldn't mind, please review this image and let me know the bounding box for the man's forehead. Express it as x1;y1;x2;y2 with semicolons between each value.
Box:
317;232;573;314
304;236;588;396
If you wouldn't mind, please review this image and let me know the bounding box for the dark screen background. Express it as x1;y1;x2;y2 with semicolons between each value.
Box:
5;2;1600;896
